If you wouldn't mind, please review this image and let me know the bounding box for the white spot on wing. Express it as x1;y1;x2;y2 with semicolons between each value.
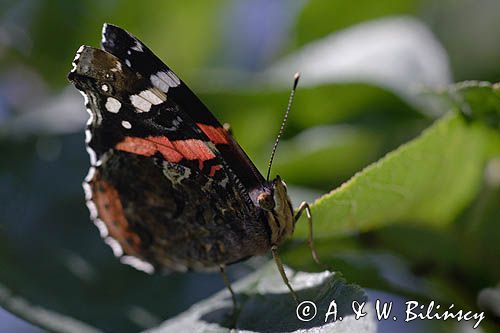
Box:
125;59;131;67
82;182;92;200
85;109;93;125
78;90;89;106
84;166;96;182
120;256;154;274
101;84;109;92
94;218;109;238
86;146;97;165
130;94;152;112
131;40;143;52
71;46;85;72
85;129;92;143
121;120;132;129
105;97;121;113
150;70;180;92
86;200;98;220
150;74;169;93
101;23;108;44
139;89;164;105
105;237;124;257
165;70;181;86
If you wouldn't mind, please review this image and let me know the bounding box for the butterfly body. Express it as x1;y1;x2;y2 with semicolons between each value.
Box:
68;25;296;274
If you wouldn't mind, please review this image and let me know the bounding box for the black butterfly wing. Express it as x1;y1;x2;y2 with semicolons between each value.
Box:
101;24;266;192
68;45;271;272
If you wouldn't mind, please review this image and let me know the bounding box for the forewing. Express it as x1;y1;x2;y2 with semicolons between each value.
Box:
101;24;266;191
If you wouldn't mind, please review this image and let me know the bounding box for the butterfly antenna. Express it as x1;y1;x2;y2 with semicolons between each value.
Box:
266;72;300;182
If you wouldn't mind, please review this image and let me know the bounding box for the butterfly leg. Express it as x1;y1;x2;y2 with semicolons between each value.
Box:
271;245;299;304
295;201;322;265
219;265;237;309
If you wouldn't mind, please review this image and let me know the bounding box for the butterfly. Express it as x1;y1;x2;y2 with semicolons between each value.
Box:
67;23;319;305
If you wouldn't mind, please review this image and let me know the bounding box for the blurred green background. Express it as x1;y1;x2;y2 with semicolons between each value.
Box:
0;0;499;332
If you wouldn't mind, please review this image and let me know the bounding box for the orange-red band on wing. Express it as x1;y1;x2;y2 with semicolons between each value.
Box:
197;123;229;145
92;176;142;256
171;139;215;161
209;165;222;177
115;136;216;169
116;136;183;162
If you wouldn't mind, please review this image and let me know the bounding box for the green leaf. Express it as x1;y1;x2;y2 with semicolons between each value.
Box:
148;263;375;333
295;111;498;238
441;81;500;130
269;16;451;114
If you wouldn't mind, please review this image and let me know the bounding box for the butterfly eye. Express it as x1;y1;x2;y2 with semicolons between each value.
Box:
257;192;275;211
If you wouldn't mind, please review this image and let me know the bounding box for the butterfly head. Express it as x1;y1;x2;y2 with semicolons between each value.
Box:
257;175;295;245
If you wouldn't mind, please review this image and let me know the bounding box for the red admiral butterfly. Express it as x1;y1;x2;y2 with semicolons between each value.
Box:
68;24;319;304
